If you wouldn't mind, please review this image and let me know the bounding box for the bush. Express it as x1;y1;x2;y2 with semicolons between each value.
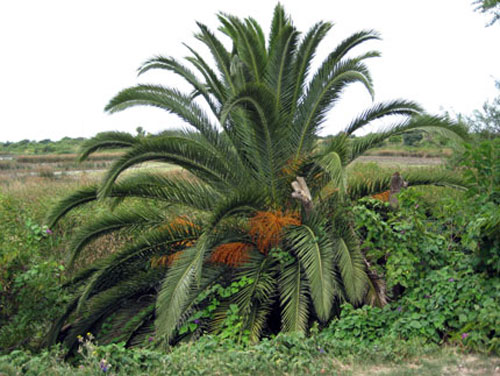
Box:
0;331;444;375
403;130;423;146
351;188;499;354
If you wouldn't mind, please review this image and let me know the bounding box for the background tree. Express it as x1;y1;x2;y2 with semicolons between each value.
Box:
461;80;500;139
473;0;500;26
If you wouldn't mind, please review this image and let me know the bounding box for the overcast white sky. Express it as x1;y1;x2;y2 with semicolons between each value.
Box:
0;0;498;142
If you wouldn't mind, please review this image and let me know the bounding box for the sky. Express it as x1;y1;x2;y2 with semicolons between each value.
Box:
0;0;499;142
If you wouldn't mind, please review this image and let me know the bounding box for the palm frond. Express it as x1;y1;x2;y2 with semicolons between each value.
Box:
75;222;201;312
310;146;347;196
105;84;222;147
218;13;267;83
220;83;282;201
290;21;333;116
279;260;309;333
99;302;155;346
231;252;277;340
63;270;161;352
294;58;375;158
209;187;267;229
67;206;166;266
79;132;139;162
343;100;423;136
184;45;228;104
265;24;299;115
333;234;368;304
245;299;274;344
44;297;79;347
285;220;336;321
112;171;220;211
195;22;236;94
138;56;219;115
155;234;210;343
46;185;98;228
347;167;467;200
323;29;381;67
98;135;236;198
349;115;466;163
268;3;289;54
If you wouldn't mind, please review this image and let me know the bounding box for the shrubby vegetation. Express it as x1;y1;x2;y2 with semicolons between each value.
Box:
0;137;86;155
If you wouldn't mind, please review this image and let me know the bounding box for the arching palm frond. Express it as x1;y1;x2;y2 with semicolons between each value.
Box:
105;85;221;145
279;260;309;333
343;100;423;136
138;56;219;116
293;57;377;158
195;22;236;95
347;167;467;200
78;131;140;162
46;185;99;228
184;45;228;105
349;114;467;163
290;21;333;117
333;228;368;304
98;135;237;198
67;206;166;266
232;253;277;336
111;171;221;211
63;270;162;352
155;234;210;343
218;13;268;83
285;220;337;321
265;23;299;115
75;222;202;313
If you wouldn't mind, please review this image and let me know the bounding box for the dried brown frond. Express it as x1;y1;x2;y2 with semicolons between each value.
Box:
249;210;301;254
151;251;183;268
209;242;251;267
281;157;303;177
371;190;390;202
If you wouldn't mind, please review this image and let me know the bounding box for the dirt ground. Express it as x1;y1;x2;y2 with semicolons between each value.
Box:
350;353;500;376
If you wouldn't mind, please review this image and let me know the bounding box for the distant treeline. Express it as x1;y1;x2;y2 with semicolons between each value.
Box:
0;137;87;155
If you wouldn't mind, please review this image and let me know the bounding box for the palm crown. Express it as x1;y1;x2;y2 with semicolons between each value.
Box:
46;4;465;350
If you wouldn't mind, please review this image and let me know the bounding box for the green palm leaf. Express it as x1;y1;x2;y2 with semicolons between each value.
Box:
285;221;336;321
333;234;368;304
343;100;423;136
78;131;139;162
279;260;309;333
46;185;99;228
138;56;219;115
67;206;166;266
155;234;209;343
349;114;466;162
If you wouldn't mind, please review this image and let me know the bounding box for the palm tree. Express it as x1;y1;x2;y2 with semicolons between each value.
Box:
46;4;465;351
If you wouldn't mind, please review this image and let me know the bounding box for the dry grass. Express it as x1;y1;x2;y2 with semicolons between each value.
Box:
355;156;444;167
364;148;453;158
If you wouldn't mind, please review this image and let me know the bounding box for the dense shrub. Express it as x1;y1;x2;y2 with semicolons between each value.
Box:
348;187;499;354
403;130;424;146
0;188;69;352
